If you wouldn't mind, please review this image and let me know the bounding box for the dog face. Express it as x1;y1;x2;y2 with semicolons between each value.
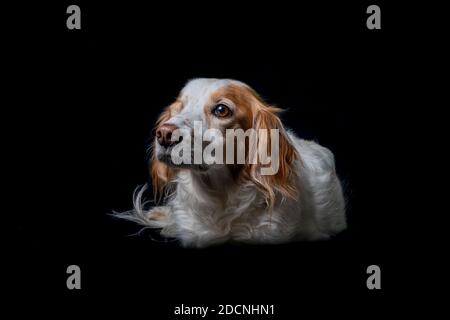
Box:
152;78;298;207
154;79;251;170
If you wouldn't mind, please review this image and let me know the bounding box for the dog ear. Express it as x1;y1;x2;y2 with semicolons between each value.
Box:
150;105;175;203
242;91;299;208
151;156;174;203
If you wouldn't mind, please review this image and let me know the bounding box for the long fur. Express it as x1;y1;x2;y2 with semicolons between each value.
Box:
117;78;347;247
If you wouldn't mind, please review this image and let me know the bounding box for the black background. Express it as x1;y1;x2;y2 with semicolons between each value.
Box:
7;1;423;318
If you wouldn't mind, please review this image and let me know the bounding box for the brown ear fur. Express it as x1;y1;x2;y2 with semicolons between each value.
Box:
242;90;299;208
150;104;177;202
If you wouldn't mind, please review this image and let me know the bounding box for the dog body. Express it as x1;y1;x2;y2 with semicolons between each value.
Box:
123;79;346;247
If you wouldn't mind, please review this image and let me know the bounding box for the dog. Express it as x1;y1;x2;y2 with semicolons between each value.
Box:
117;78;346;247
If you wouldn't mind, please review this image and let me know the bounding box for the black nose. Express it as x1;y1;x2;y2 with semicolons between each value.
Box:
156;124;182;147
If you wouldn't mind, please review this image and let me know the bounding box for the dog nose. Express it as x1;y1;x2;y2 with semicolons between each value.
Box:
156;124;181;147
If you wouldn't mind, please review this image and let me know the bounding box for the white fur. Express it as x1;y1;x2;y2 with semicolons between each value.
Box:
118;79;347;247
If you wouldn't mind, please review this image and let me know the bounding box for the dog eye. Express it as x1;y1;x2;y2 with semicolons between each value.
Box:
212;104;232;118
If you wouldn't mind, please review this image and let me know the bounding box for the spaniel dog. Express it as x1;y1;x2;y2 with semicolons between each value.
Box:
118;78;346;247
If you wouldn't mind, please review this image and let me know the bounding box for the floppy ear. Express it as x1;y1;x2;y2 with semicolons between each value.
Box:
243;93;299;208
151;106;174;203
151;156;174;203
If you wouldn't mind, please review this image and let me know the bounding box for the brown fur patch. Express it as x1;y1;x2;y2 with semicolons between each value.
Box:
151;100;184;202
209;85;254;130
210;84;299;208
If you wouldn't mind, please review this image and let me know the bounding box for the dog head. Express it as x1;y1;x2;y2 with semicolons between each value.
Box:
152;78;298;207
